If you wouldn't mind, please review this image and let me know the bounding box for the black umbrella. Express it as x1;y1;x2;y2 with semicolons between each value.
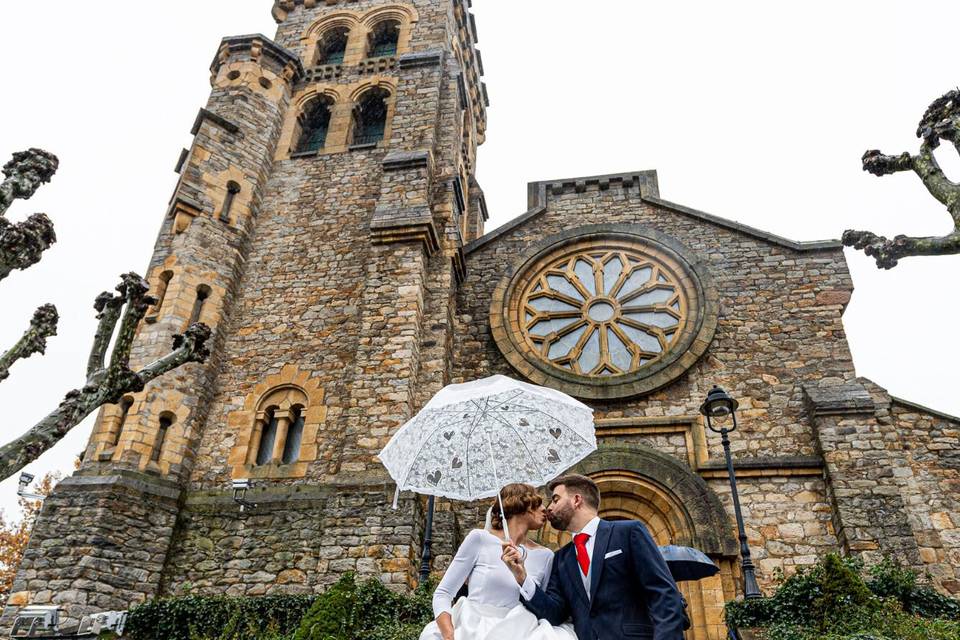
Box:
658;545;720;582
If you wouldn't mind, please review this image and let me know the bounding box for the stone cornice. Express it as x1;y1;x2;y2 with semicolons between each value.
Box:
804;382;876;417
190;108;241;137
465;170;842;255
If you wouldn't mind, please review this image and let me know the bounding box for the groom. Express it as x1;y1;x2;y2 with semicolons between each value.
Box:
502;474;687;640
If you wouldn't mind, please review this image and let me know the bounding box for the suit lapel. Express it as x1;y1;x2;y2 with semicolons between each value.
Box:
589;520;613;605
561;544;590;607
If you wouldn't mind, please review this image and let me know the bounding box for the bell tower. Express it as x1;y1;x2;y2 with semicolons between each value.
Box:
5;0;487;628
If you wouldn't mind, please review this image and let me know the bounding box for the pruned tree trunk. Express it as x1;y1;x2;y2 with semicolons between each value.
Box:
844;89;960;268
0;274;211;480
0;148;212;480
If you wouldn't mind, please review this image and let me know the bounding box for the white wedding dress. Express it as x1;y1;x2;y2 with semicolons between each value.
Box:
419;529;578;640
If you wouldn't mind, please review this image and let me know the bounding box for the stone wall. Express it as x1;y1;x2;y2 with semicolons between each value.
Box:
1;474;180;631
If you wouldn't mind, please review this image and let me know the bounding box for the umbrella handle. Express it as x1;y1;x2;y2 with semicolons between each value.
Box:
498;486;511;541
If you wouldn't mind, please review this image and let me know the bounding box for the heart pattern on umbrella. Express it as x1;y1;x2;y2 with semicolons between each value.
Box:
443;431;455;440
427;470;442;485
452;457;463;469
550;427;562;439
547;449;560;463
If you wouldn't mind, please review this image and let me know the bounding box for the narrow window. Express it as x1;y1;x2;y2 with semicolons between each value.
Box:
114;396;134;447
317;27;349;65
219;181;240;223
256;409;278;466
368;21;400;58
295;98;333;153
151;271;173;316
282;407;304;464
351;88;390;146
188;284;212;327
151;414;174;462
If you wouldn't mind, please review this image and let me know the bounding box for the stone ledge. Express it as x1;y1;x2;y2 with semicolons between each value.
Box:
63;470;182;501
804;382;876;416
398;50;444;69
382;149;432;172
370;207;441;255
698;455;824;472
190;108;241;136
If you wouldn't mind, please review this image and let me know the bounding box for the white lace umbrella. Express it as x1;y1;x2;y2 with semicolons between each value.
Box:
379;375;596;537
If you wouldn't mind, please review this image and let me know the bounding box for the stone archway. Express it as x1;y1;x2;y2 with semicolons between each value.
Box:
534;445;739;640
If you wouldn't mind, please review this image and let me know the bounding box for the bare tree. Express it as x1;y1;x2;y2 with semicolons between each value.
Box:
844;89;960;268
0;149;211;480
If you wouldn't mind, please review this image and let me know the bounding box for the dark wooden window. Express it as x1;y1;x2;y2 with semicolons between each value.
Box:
295;98;333;153
114;396;134;447
188;284;212;327
151;414;173;462
256;409;278;466
368;21;399;58
282;407;304;464
352;88;390;146
317;27;348;65
220;181;240;222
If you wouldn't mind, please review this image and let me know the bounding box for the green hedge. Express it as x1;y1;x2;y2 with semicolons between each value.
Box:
125;575;434;640
725;555;960;640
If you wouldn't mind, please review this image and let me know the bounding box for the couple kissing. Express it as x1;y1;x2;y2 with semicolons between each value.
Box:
419;474;687;640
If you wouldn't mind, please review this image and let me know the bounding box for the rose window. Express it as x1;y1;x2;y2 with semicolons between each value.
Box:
520;249;686;376
490;228;717;399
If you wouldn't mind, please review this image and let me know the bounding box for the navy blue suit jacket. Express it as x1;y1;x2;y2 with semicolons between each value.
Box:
523;519;686;640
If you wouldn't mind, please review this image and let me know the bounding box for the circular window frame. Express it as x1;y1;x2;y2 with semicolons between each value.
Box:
490;225;718;399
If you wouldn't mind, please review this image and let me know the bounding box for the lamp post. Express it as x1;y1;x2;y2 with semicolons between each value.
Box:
700;385;763;600
418;495;436;585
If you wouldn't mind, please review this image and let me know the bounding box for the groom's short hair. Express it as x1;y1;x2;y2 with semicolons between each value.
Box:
548;474;600;510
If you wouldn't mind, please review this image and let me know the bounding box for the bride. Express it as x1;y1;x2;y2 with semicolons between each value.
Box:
419;483;577;640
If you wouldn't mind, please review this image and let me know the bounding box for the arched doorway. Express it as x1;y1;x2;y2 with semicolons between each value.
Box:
534;445;739;640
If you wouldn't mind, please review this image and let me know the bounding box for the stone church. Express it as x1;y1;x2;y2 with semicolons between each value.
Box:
6;1;960;639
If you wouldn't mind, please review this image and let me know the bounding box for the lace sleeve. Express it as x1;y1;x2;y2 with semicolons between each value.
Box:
432;529;484;618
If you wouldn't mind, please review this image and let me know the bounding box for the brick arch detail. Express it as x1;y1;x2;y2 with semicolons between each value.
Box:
573;444;737;557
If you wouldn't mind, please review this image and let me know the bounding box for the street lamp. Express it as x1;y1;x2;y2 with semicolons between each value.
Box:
700;385;763;600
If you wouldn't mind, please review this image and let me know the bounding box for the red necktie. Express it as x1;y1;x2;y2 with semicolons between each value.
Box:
574;532;591;576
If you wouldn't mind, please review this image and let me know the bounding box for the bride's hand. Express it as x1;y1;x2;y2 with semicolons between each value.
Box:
501;542;527;585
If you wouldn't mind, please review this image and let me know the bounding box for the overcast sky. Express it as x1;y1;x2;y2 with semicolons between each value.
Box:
1;1;958;521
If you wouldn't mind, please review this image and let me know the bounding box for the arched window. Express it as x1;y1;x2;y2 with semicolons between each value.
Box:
368;20;400;58
113;396;134;447
188;284;212;327
150;270;173;317
151;413;174;462
351;88;390;146
256;408;278;466
281;406;304;464
248;386;309;467
219;181;240;223
295;97;334;153
316;27;349;65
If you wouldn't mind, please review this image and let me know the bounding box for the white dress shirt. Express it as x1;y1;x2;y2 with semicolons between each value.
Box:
520;516;601;601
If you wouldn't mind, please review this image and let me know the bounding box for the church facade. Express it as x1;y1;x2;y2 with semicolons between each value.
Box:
6;2;960;639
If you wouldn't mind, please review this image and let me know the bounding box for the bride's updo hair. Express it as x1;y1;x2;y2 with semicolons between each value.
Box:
490;483;542;530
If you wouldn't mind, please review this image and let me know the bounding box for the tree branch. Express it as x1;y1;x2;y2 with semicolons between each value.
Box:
842;229;960;269
106;274;154;375
0;214;56;282
86;291;123;378
136;323;212;388
0;274;211;481
0;305;58;383
0;149;58;217
845;89;960;268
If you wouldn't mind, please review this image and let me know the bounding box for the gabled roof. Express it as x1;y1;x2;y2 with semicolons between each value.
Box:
465;170;842;255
